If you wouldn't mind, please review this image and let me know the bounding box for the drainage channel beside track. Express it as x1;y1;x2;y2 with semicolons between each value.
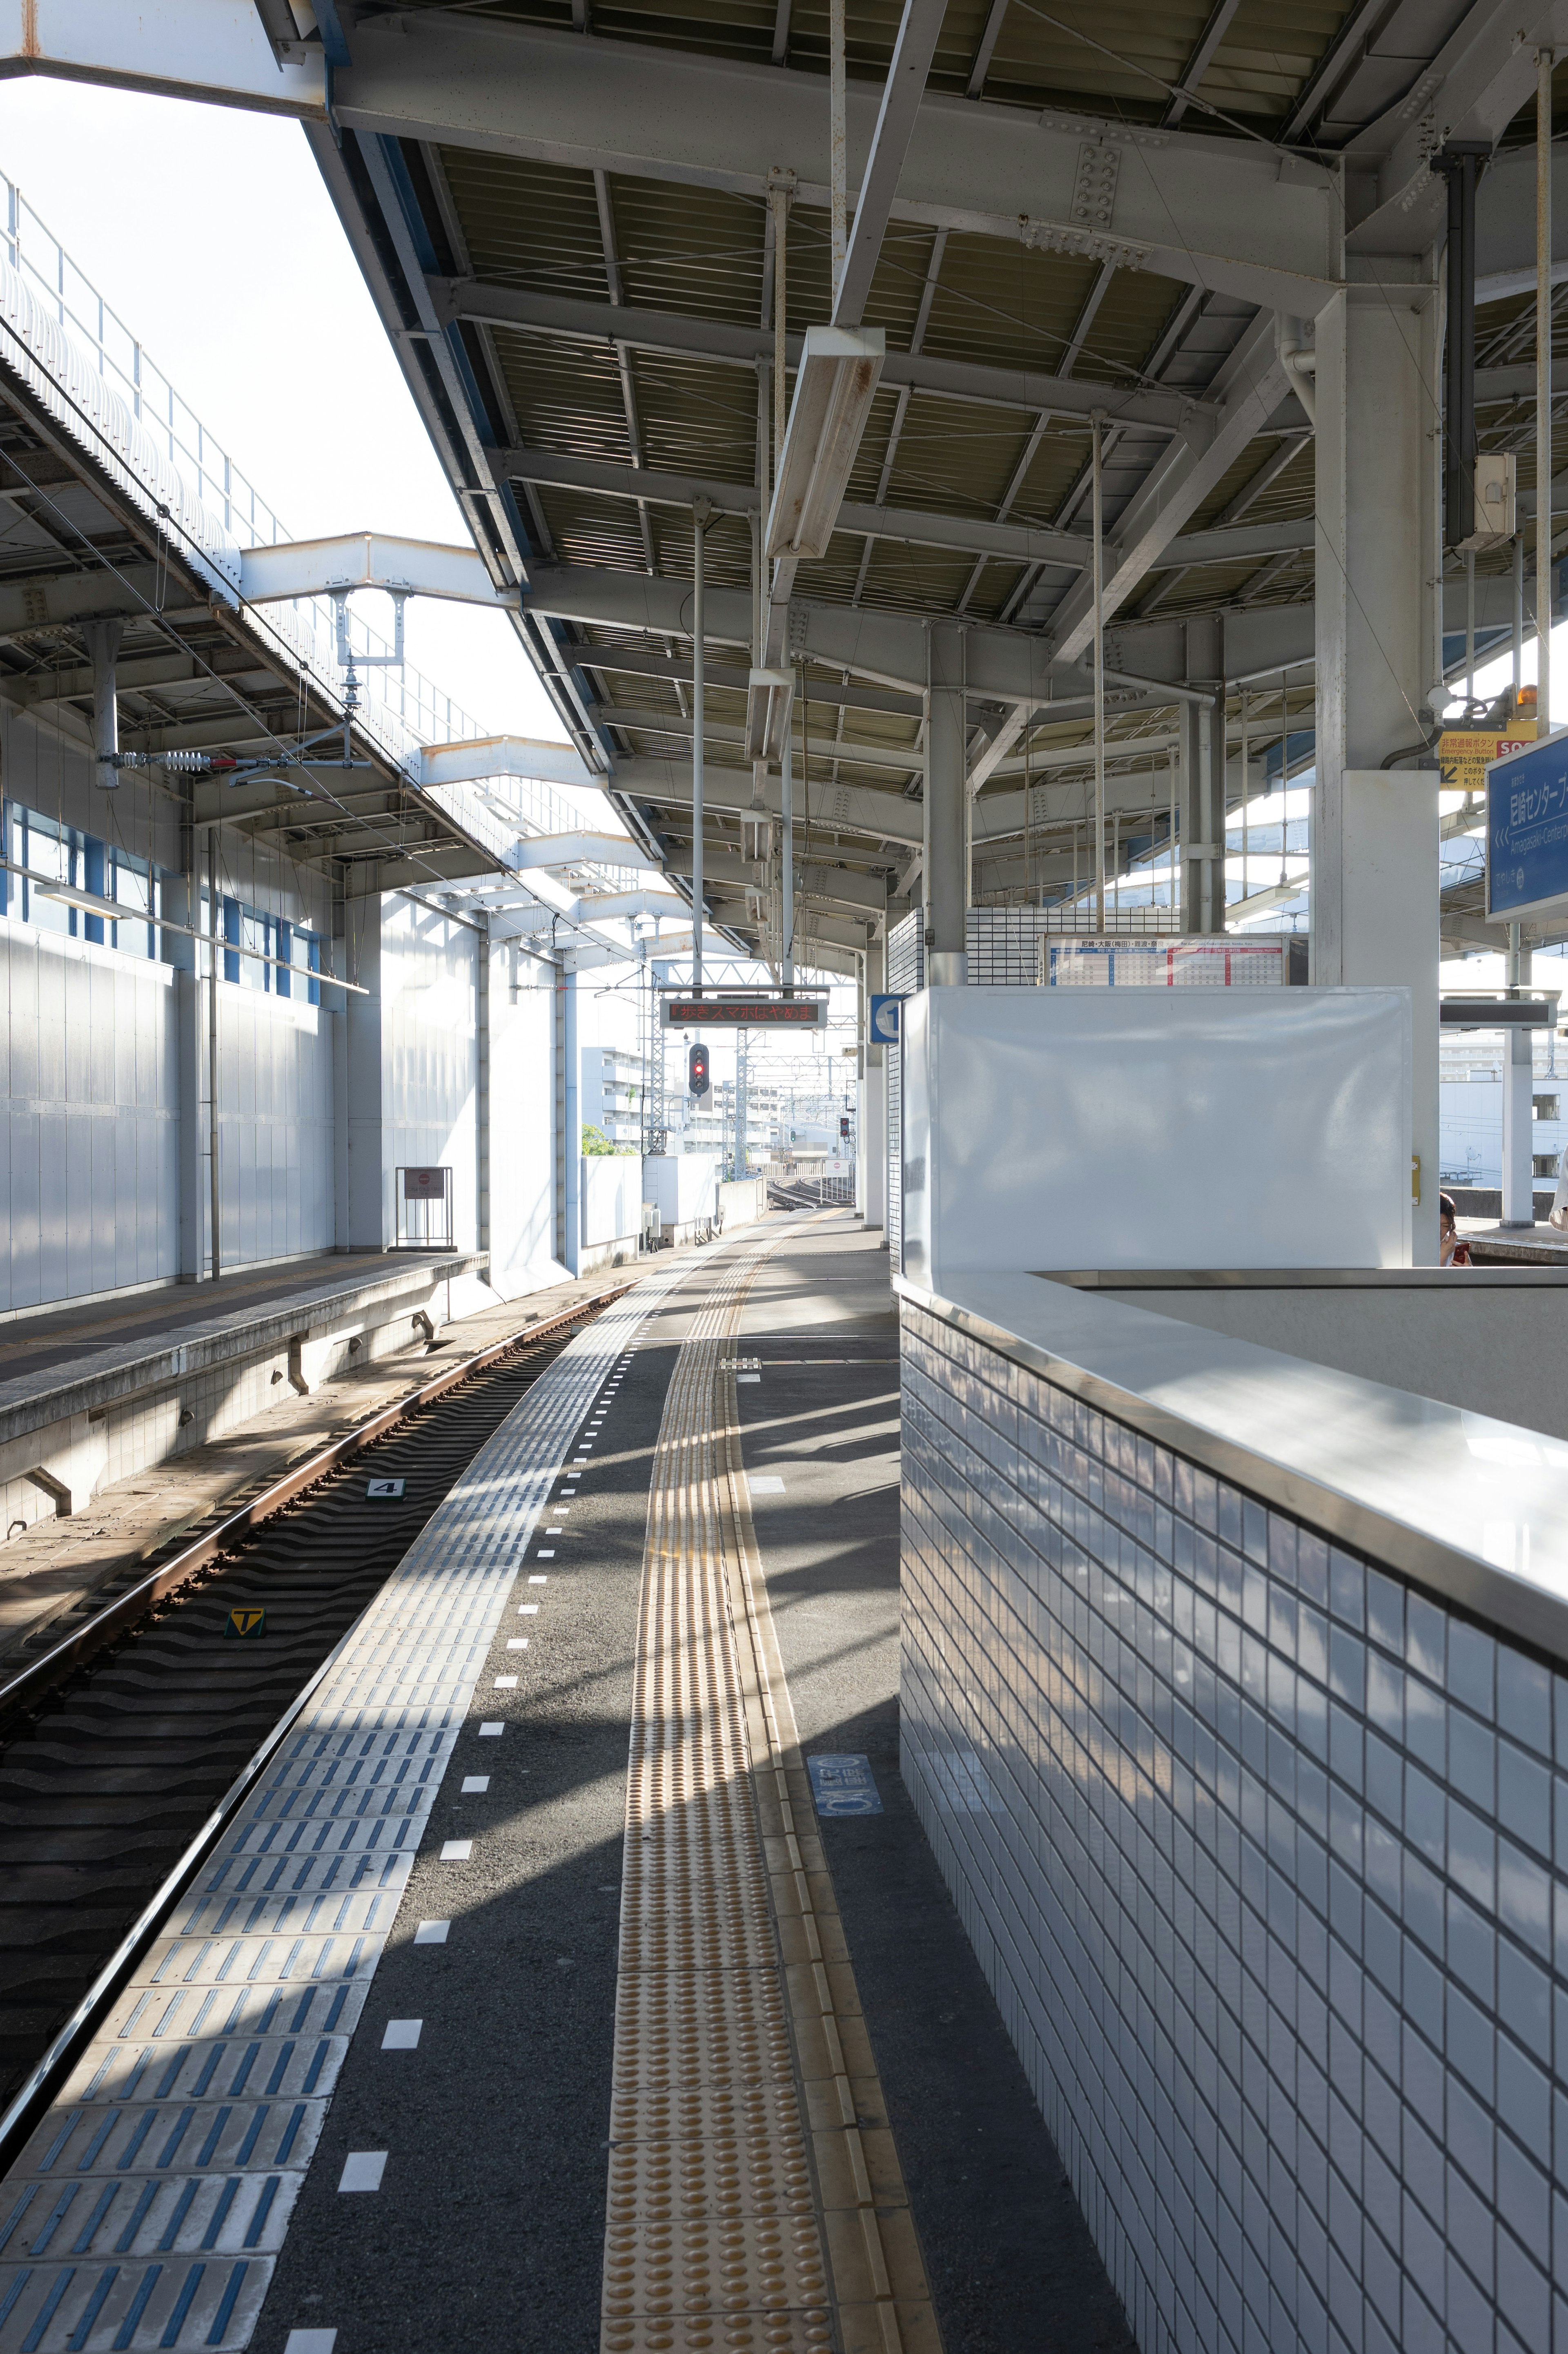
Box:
0;1289;628;2113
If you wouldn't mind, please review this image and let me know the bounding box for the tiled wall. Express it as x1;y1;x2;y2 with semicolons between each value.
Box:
900;1295;1568;2354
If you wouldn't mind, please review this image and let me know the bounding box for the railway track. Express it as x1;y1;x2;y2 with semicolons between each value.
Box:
0;1291;624;2113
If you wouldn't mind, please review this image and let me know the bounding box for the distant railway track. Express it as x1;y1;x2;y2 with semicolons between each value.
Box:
0;1287;629;2111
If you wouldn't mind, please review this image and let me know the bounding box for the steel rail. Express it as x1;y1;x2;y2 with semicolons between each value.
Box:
0;1281;632;2173
0;1283;630;1722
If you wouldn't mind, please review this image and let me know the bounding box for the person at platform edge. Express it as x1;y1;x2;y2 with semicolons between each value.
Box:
1439;1194;1472;1268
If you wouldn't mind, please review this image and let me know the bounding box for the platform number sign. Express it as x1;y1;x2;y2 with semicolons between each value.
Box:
367;1477;406;1500
225;1607;266;1641
869;994;903;1045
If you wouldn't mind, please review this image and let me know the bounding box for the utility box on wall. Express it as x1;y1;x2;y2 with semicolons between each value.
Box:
899;985;1413;1282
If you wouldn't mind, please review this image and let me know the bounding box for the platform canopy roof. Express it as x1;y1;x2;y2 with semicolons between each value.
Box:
7;0;1568;959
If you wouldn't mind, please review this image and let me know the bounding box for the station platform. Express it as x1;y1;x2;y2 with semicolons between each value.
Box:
0;1250;488;1574
0;1251;486;1433
0;1210;1129;2354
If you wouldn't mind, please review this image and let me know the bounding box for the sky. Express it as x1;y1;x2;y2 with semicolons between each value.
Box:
0;76;564;745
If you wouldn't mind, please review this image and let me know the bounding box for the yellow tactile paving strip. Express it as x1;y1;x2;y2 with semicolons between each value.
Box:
602;1230;940;2354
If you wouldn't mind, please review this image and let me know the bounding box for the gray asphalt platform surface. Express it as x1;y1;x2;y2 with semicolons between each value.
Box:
252;1216;1132;2353
736;1213;1136;2354
251;1267;702;2354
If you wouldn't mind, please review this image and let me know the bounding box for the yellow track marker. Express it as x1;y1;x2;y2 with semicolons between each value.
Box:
601;1229;940;2354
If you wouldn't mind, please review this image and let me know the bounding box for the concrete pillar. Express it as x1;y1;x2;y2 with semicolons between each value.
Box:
476;918;491;1264
1313;279;1443;1262
925;622;967;984
1182;615;1224;933
169;814;203;1280
1502;933;1536;1226
1501;1030;1536;1225
84;619;121;795
555;961;580;1273
343;894;385;1249
863;932;886;1235
1178;700;1204;932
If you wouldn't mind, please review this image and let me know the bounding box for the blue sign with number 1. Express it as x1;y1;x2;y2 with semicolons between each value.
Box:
1488;733;1568;921
869;993;903;1045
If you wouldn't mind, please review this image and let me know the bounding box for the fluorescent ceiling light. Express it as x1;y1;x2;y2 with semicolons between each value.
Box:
745;668;794;762
766;326;885;562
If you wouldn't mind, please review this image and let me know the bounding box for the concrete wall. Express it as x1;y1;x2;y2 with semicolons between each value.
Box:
214;984;334;1269
487;938;565;1298
719;1177;766;1229
644;1152;720;1233
581;1153;642;1257
0;927;180;1311
378;894;479;1251
902;1293;1567;2354
0;704;572;1326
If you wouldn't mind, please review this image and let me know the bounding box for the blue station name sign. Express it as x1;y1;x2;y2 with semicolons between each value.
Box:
1487;732;1568;922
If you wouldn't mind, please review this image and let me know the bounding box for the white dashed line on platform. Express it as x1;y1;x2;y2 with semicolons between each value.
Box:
338;2152;387;2193
440;1840;472;1861
494;1675;518;1688
461;1777;489;1792
381;2021;422;2050
414;1920;450;1944
519;1603;540;1614
749;1475;786;1492
479;1721;503;1737
508;1638;529;1650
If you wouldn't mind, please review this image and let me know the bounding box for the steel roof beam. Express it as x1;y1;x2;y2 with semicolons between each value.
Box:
529;558;1330;704
615;754;926;845
239;533;516;609
506;831;659;873
441;280;1206;435
417;734;597;789
528;560;1106;703
333;19;1339;316
612;746;1176;850
7;13;1339;309
1343;1;1568;261
832;0;950;330
1163;0;1245;129
1033;313;1292;662
575;641;923;719
499;441;1315;574
594;702;920;774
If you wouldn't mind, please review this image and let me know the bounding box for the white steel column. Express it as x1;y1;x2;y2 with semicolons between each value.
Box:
1540;47;1555;732
476;916;491;1262
1502;927;1537;1227
84;620;121;795
1178;700;1205;932
563;962;580;1274
174;809;202;1280
926;622;967;984
344;896;385;1248
1313;280;1442;1262
781;707;794;989
864;930;887;1234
